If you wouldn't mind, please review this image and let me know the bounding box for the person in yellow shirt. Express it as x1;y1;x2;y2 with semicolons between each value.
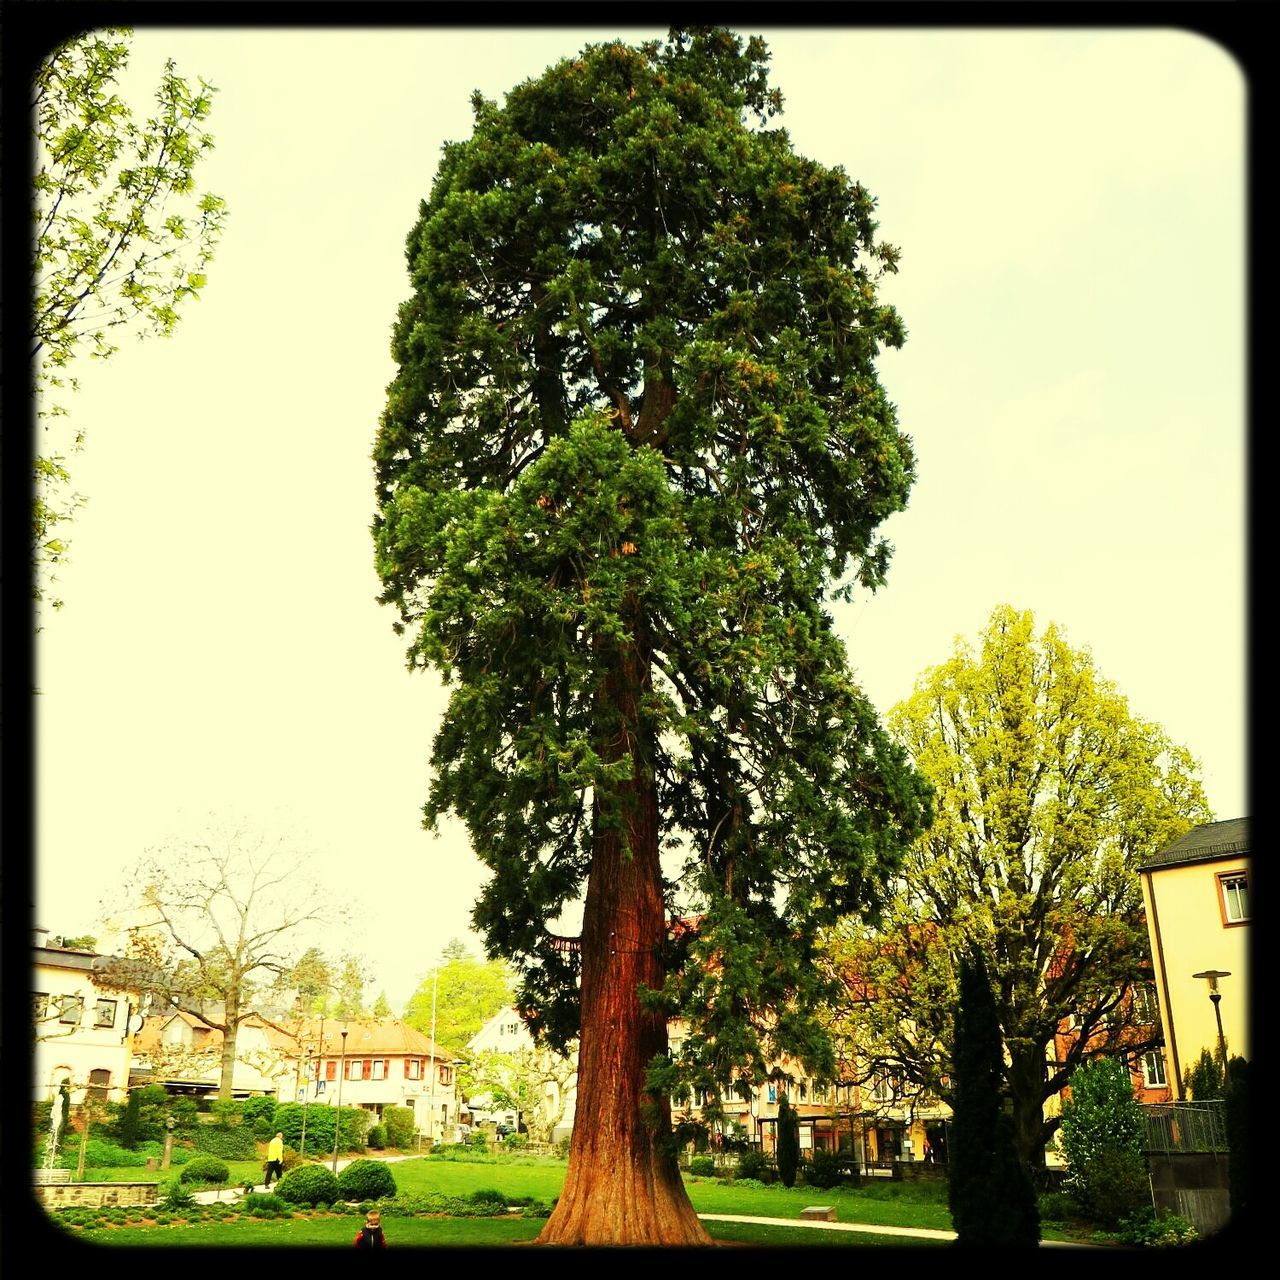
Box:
264;1131;285;1188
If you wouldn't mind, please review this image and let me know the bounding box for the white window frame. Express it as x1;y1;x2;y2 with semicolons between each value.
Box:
349;1060;364;1082
371;1059;386;1081
1220;872;1249;923
1142;1050;1168;1088
58;995;84;1026
1131;983;1158;1024
407;1058;421;1080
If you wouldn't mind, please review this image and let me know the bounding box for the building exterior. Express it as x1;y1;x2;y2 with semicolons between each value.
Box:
467;1006;578;1142
33;927;144;1105
131;1009;298;1098
301;1018;460;1139
1139;817;1250;1097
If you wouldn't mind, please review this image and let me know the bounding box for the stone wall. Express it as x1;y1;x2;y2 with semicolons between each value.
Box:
34;1181;161;1209
1148;1152;1231;1238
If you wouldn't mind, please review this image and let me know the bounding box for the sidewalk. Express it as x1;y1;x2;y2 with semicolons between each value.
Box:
698;1213;1099;1247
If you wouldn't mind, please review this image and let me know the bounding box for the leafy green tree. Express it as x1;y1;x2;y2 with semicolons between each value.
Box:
286;947;334;1014
372;991;392;1018
1058;1057;1148;1229
949;953;1040;1245
403;940;515;1051
31;27;227;611
333;955;370;1020
1183;1044;1226;1100
826;605;1211;1170
775;1093;799;1188
373;26;929;1244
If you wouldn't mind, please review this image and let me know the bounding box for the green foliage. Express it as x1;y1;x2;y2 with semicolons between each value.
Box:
468;1188;510;1210
469;1130;491;1153
71;1137;150;1169
242;1095;277;1125
834;605;1212;1168
1113;1206;1198;1247
209;1098;245;1120
116;1088;143;1148
337;1158;398;1200
383;1106;415;1149
1059;1058;1147;1229
403;943;515;1050
776;1095;800;1189
252;1116;272;1141
1225;1054;1249;1220
688;1155;716;1177
503;1133;529;1150
1037;1190;1077;1222
374;27;929;1099
274;1101;369;1157
1183;1045;1225;1101
736;1149;772;1182
367;1124;387;1150
192;1123;257;1160
275;1164;341;1206
948;953;1040;1246
169;1096;200;1131
179;1154;230;1184
243;1192;288;1217
805;1147;845;1189
31;27;227;610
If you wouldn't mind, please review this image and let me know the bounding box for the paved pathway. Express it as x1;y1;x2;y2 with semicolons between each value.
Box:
697;1213;1098;1247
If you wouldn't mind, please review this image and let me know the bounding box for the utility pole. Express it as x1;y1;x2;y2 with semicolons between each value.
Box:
428;968;438;1146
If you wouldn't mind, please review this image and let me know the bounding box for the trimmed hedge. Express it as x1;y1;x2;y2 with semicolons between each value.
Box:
276;1164;341;1207
192;1122;258;1160
179;1155;231;1185
383;1105;415;1149
337;1158;397;1200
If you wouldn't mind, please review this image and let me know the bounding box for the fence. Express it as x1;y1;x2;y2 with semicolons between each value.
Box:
1140;1101;1227;1154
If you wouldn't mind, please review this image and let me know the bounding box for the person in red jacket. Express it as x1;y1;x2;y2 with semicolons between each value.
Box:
354;1208;387;1248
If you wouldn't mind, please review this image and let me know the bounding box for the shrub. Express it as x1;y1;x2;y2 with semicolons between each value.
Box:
80;1137;150;1168
503;1133;529;1150
276;1164;341;1207
1117;1207;1198;1247
115;1088;144;1148
1038;1190;1077;1222
554;1137;571;1160
281;1147;304;1172
337;1158;398;1200
736;1149;767;1180
776;1095;800;1188
688;1155;715;1177
252;1117;273;1141
806;1147;845;1189
366;1124;387;1150
209;1098;246;1121
243;1192;288;1217
161;1180;196;1209
468;1188;509;1210
469;1130;490;1153
193;1123;257;1160
242;1095;276;1126
383;1105;415;1149
179;1155;230;1185
1059;1058;1148;1229
169;1097;200;1131
274;1101;369;1158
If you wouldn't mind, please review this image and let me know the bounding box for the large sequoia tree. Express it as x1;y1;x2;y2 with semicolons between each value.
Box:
373;28;930;1245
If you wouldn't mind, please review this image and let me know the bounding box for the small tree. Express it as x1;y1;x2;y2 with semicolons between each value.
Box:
1183;1044;1226;1101
1058;1057;1148;1229
776;1094;800;1189
1225;1056;1249;1225
949;953;1039;1246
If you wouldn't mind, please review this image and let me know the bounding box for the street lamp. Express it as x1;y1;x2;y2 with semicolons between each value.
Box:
299;1049;312;1158
332;1026;349;1173
427;968;438;1145
1192;969;1231;1067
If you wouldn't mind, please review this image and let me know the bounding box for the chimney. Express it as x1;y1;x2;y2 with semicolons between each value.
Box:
34;925;50;949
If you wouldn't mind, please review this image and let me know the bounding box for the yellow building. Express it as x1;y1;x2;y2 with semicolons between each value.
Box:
1139;817;1250;1097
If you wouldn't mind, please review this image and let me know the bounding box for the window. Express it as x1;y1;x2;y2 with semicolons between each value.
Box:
58;995;84;1026
94;999;117;1029
33;993;49;1021
325;1060;336;1082
504;1022;519;1036
1142;1051;1168;1088
348;1060;364;1081
439;1065;452;1086
767;1084;777;1104
371;1059;386;1081
88;1068;111;1102
1219;872;1249;924
1131;983;1159;1024
407;1058;421;1080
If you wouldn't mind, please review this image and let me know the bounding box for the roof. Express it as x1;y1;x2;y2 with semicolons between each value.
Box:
1139;817;1250;871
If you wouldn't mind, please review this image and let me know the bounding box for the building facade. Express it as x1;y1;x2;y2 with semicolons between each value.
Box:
1139;817;1250;1097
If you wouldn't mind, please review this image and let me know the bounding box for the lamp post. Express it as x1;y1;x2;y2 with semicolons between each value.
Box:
299;1049;312;1158
332;1026;348;1173
427;968;438;1145
1192;969;1231;1067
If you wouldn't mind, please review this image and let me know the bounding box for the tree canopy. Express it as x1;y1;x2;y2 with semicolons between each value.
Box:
403;939;515;1051
31;26;226;611
373;26;929;1243
824;604;1211;1168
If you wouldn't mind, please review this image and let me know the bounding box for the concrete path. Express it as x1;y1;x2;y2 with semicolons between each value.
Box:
698;1213;1099;1247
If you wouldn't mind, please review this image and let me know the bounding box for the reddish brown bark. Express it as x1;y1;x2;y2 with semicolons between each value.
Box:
537;622;711;1246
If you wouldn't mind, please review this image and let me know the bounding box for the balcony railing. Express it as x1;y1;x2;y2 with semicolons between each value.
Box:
1140;1101;1227;1153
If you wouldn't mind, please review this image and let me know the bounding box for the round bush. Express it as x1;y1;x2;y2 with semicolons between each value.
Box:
366;1124;387;1150
276;1164;341;1207
179;1155;230;1185
337;1158;398;1200
688;1155;715;1177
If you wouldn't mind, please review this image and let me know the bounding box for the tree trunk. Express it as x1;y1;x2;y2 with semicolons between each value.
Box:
538;622;710;1246
218;999;239;1100
1008;1047;1049;1174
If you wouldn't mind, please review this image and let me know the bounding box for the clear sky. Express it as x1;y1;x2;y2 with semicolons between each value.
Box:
34;25;1246;1016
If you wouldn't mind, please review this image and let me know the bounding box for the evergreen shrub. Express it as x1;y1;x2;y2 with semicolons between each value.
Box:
688;1155;715;1177
383;1105;415;1148
276;1164;341;1206
367;1124;387;1149
337;1158;397;1200
192;1123;257;1160
179;1155;230;1185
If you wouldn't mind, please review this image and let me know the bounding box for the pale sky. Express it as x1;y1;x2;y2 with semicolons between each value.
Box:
34;26;1246;1016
